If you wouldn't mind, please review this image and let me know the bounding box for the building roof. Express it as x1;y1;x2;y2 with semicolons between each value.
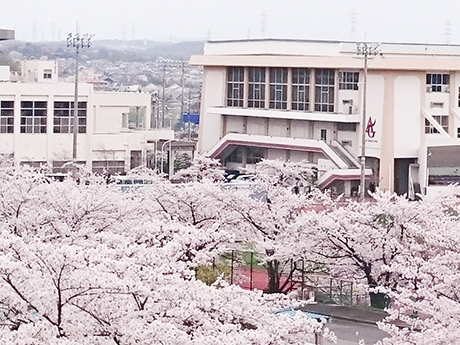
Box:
190;38;460;71
0;29;14;41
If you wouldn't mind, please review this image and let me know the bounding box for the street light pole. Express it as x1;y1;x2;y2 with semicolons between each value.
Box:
67;32;93;162
356;42;379;200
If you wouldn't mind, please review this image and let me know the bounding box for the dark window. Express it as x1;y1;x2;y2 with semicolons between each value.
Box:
292;69;310;111
427;73;449;92
247;147;264;164
339;71;359;90
248;68;265;108
225;147;243;164
227;67;244;107
269;68;287;109
1;100;14;133
337;123;357;131
20;101;47;133
53;101;87;133
315;69;335;113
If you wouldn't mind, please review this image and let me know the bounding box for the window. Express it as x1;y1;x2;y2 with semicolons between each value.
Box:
227;67;244;107
426;73;449;92
92;160;125;175
43;69;52;79
458;86;460;107
337;122;357;131
292;69;310;111
225;147;243;164
0;101;14;133
339;71;359;90
315;69;335;112
247;147;264;164
52;160;85;174
248;67;265;108
425;115;448;134
320;129;327;141
20;101;47;133
128;106;145;129
53;101;87;134
269;68;287;109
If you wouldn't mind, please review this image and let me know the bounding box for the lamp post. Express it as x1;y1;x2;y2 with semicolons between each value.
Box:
67;32;93;162
356;42;379;200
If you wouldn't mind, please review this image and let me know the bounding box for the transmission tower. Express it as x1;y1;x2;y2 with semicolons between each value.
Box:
260;11;267;37
350;9;358;41
445;20;452;44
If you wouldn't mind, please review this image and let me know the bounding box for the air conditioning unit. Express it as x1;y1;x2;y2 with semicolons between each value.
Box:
442;85;450;93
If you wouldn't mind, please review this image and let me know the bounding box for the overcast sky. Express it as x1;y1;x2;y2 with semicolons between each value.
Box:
2;0;459;44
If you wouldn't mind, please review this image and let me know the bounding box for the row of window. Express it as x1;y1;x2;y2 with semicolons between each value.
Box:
227;67;360;113
0;101;87;134
224;147;264;165
228;69;453;113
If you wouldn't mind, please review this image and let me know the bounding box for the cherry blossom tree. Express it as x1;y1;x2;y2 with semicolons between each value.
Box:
375;194;460;344
227;159;316;293
0;162;328;345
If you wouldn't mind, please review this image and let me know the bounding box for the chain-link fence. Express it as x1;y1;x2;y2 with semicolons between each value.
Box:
212;251;370;307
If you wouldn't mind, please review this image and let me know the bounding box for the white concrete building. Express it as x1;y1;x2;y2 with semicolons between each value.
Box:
0;61;173;174
190;38;460;197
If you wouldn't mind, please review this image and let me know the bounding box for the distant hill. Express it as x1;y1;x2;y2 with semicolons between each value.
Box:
0;40;205;62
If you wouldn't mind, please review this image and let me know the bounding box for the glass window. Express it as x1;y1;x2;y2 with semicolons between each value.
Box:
425;115;448;134
53;101;87;134
427;73;449;92
92;160;125;175
248;68;265;109
269;68;287;109
247;147;264;164
292;69;310;111
227;67;244;107
43;69;52;79
225;147;243;164
315;69;335;113
339;71;359;90
0;100;14;133
20;101;47;133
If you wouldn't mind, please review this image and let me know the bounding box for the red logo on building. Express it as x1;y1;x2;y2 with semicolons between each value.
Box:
365;117;376;138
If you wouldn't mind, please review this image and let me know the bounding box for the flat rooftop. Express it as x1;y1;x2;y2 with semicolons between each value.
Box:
0;29;14;41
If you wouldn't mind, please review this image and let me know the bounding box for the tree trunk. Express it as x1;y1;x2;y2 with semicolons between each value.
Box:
266;259;280;293
366;275;389;309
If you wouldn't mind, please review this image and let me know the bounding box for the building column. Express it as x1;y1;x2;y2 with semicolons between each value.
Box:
344;180;352;197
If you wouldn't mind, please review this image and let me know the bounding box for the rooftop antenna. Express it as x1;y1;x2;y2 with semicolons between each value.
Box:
260;11;267;37
350;9;357;41
206;30;211;41
444;20;452;44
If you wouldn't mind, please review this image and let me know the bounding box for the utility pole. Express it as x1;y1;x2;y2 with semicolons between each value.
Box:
356;42;379;200
180;61;185;123
67;31;93;162
162;61;166;128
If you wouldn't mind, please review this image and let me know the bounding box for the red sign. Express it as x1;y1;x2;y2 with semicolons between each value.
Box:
365;117;376;138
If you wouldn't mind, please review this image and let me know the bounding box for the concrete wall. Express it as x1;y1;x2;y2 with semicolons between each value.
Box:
0;81;173;170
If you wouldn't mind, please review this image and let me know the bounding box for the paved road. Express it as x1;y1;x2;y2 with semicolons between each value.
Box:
324;318;388;345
